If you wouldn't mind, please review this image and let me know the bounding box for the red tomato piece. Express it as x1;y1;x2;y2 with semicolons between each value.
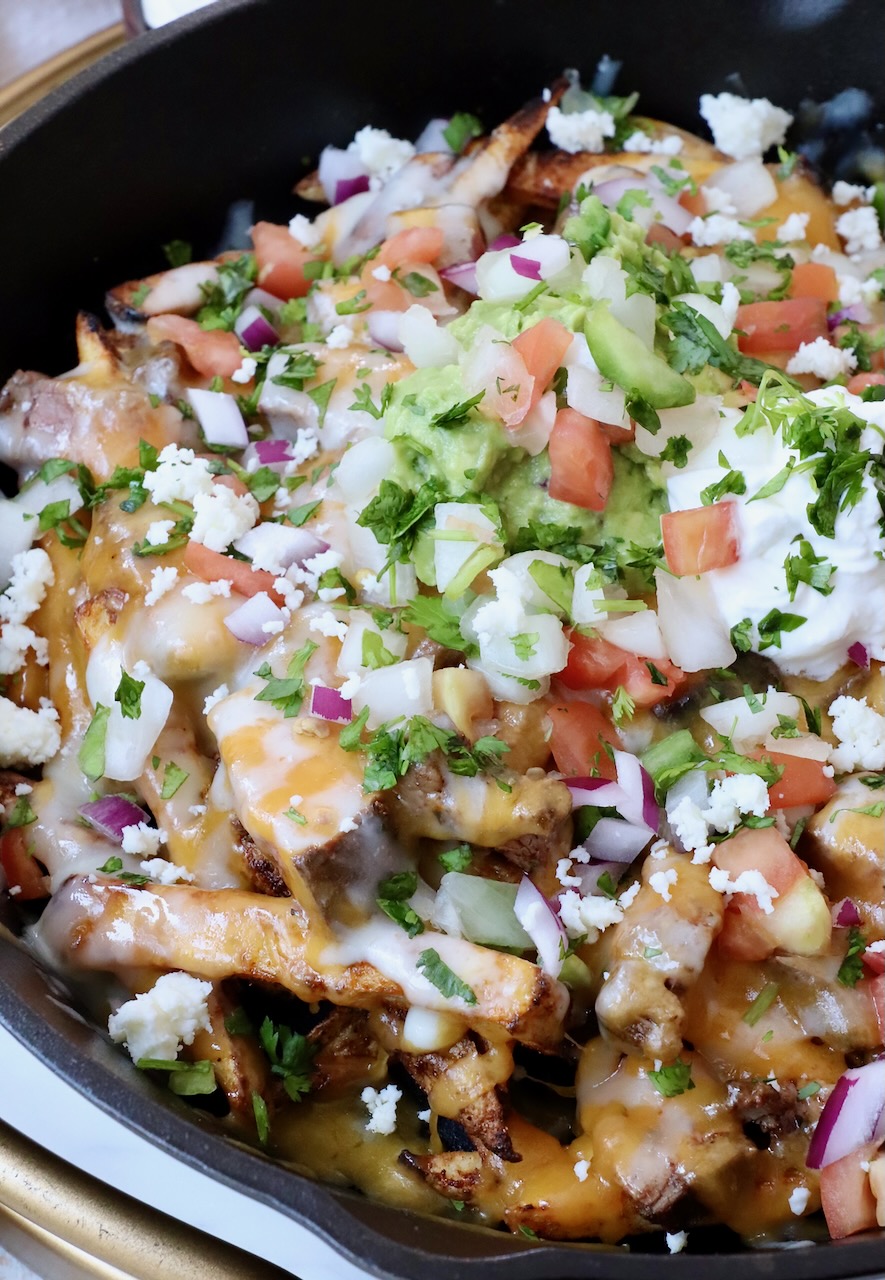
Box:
512;317;573;410
548;408;613;512
820;1141;880;1240
661;501;740;576
558;632;627;691
146;314;242;378
547;702;618;779
847;371;885;395
378;226;444;270
184;540;283;604
750;749;837;809
252;221;324;300
619;654;688;708
0;828;48;901
787;262;839;303
736;297;828;354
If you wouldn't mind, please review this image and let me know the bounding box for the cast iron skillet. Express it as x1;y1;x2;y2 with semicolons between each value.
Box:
1;1;884;1276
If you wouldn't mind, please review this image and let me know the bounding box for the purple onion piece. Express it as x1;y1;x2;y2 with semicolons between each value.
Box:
439;260;479;295
848;640;870;669
514;875;567;976
835;897;862;927
510;253;542;280
806;1060;885;1170
488;233;521;252
79;795;151;844
223;592;285;646
335;174;371;204
309;684;353;724
235;305;279;352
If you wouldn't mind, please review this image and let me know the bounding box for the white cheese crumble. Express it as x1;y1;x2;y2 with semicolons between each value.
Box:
556;857;582;888
666;1231;688;1254
348;126;415;181
0;624;47;675
573;1159;590;1182
708;866;778;913
181;579;232;604
777;211;810;242
786;337;857;380
688;214;754;247
648;868;678;902
189;487;260;553
325;324;353;350
107;972;212;1063
558;890;624;940
701;185;738;216
143;444;214;505
671;775;769;862
545;104;615;154
120;822;167;857
288;213;324;249
145;519;175;546
139;857;194;885
361;1083;402;1135
789;1186;811;1215
621;130;683;155
699;92;793;160
832;181;874;206
231;356;257;384
836;206;883;257
203;683;229;714
309;611;348;640
144;566;179;606
371;263;392;282
0;696;60;767
0;549;54;624
828;695;885;771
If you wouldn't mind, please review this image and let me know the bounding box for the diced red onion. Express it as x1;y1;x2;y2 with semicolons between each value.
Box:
336;174;371;204
806;1060;885;1170
488;233;521;251
367;309;405;352
254;439;294;464
223;592;286;645
185;388;248;448
234;305;279;352
848;641;870;669
834;897;862;927
565;777;632;813
510;254;542;281
317;146;370;206
440;261;479;295
309;684;353;724
514;876;567;977
828;303;872;331
593;173;692;236
582;816;655;863
79;795;151;844
614;749;660;832
244;287;283;320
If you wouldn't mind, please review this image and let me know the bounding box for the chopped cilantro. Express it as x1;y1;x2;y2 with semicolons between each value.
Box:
336;290;371;316
136;1058;217;1096
528;559;574;613
253;640;318;718
784;538;834;600
611;685;635;725
416;948;477;1005
700;469;747;506
349;381;391;419
357;479;447;575
160;761;189;800
512;632;539;661
438;844;472;873
836;927;866;988
98;855;123;874
361;631;399;670
442;111;483;154
430;391;485;429
271;351;322;390
625;393;661;436
252;1090;270;1144
307;378;336;428
287;500;322;527
79;704;110;781
399;271;438;298
757;608;806;651
659;435;692;467
647;1058;695;1098
742;982;779;1026
259;1015;315;1102
645;661;669;686
377;869;424;937
196;253;257;331
5;796;36;828
114;670;144;721
162;239;192;268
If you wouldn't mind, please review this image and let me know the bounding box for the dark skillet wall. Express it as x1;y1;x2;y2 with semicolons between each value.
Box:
0;0;882;382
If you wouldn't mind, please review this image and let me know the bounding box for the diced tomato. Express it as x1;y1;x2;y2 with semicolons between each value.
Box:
864;949;885;977
548;408;613;512
251;221;324;300
559;632;627;691
645;223;685;251
183;540;283;604
0;828;48;901
736;298;828;354
146;315;242;379
736;380;759;403
598;420;635;444
378;226;444;270
547;702;618;779
362;260;411;312
618;654;688;708
820;1140;880;1240
661;501;740;576
480;345;535;428
750;749;837;809
512;317;573;410
714;827;805;897
787;262;839;304
847;371;885;395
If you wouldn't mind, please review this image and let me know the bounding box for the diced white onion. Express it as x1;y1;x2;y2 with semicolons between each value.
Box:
672;292;732;340
610;290;656;348
85;639;173;782
703;159;777;218
335;438;396;504
565;364;630;428
398;304;460;368
571;563;607;625
599;610;668;660
655;568;737;672
351;657;432;729
185;389;248;448
700;688;802;750
336;611;408;675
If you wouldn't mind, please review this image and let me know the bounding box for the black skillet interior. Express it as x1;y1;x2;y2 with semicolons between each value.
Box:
1;0;884;1276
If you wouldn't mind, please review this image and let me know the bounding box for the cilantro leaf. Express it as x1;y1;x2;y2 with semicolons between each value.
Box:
659;435;692;468
137;1058;217;1096
162;239;192;268
836;926;866;988
196;253;257;331
79;704;110;781
647;1058;695;1098
442;112;483;154
430;392;485;429
438;844;472;873
115;670;144;721
160;761;189;799
416;948;477;1005
377;869;424;937
757;609;807;651
357;479;447;574
402;594;476;654
253;640;318;717
5;795;36;828
258;1015;315;1101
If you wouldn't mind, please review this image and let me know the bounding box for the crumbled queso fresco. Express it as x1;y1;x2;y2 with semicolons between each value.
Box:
2;70;885;1252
